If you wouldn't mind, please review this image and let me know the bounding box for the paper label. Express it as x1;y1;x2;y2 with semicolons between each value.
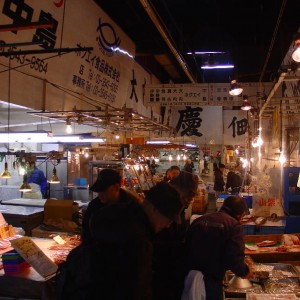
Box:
11;236;58;278
53;235;66;245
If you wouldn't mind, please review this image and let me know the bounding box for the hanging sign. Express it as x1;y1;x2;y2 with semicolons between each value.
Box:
145;83;274;106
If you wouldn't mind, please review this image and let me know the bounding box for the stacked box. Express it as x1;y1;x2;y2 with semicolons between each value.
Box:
2;250;30;274
242;225;256;235
256;226;285;234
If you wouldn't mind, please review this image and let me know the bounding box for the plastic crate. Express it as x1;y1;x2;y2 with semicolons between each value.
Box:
243;225;256;235
257;226;285;234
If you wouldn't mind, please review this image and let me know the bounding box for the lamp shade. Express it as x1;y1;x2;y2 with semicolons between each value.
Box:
229;80;243;96
48;166;60;184
292;39;300;63
241;95;252;111
19;174;32;192
0;162;11;178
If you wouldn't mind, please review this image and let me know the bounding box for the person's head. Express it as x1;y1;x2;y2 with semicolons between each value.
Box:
219;163;226;172
170;171;199;208
186;158;192;164
169;165;180;180
90;169;122;204
28;162;36;170
143;181;183;232
222;195;248;221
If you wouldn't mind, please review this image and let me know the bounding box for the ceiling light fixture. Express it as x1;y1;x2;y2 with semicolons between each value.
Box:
146;140;171;145
0;131;105;143
66;118;73;134
48;166;60;184
0;161;12;178
292;33;300;63
19;174;32;192
241;95;252;111
229;80;243;96
201;53;234;69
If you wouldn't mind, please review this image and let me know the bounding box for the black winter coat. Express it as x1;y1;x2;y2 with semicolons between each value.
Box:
184;206;249;281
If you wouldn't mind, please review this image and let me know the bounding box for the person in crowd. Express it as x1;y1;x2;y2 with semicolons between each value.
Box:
226;166;242;194
214;163;225;199
150;159;158;175
183;158;194;173
151;171;199;300
26;161;47;198
183;195;254;300
60;181;183;300
163;165;180;182
81;168;141;244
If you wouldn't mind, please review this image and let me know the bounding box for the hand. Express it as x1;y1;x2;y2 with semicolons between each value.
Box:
244;257;255;279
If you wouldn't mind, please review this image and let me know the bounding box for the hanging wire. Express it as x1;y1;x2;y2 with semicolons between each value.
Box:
7;59;11;150
259;0;287;82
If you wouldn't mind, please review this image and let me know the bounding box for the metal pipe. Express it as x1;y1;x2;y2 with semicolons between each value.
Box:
139;0;196;83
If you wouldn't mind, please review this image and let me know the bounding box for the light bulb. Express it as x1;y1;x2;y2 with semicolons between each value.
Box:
292;40;300;62
279;153;286;164
66;124;72;134
168;155;173;161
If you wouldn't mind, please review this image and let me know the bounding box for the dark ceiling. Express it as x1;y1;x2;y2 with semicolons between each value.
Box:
94;0;299;84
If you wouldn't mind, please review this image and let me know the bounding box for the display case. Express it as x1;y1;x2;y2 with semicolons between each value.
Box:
88;159;154;195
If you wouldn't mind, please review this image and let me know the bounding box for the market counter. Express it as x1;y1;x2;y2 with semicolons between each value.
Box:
0;205;44;236
0;238;58;299
245;234;300;263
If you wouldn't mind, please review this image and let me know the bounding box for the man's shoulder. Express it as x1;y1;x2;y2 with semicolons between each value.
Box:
120;188;142;203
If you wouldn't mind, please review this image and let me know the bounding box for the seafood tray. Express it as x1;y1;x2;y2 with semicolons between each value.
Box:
255;263;300;278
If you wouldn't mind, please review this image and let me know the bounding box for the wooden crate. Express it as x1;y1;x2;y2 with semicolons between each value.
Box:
192;195;207;213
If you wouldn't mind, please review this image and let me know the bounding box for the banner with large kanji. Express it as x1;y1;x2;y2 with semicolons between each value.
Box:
171;106;248;145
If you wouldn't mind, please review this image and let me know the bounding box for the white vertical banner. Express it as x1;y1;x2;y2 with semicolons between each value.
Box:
223;110;249;145
171;106;223;144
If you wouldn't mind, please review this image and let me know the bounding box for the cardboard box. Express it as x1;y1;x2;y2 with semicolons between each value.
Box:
44;199;78;221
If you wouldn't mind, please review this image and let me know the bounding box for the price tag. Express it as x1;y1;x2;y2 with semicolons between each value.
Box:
53;235;66;245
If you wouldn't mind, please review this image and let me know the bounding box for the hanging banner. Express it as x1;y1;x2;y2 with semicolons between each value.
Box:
223;110;249;145
171;106;223;144
170;106;249;145
0;0;155;118
145;82;274;106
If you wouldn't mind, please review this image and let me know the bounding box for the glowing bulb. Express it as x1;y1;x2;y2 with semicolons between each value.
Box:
279;153;286;164
168;155;173;161
84;152;89;158
177;154;180;161
66;124;72;134
19;167;25;176
115;134;120;140
292;40;300;62
257;136;263;147
183;154;187;160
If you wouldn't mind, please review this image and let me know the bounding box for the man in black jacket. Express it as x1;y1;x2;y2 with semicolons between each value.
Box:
184;196;254;300
214;163;225;199
60;181;183;300
82;168;141;244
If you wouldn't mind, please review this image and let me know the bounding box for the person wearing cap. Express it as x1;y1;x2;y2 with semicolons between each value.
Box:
183;196;254;300
151;171;199;300
81;168;141;245
61;181;183;300
214;163;226;199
